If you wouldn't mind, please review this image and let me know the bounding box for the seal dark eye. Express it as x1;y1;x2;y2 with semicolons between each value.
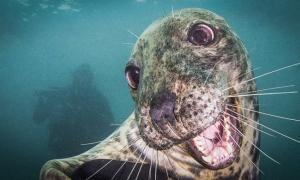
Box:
188;23;215;46
125;65;140;90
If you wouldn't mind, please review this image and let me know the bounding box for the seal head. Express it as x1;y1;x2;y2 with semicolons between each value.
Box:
125;8;255;169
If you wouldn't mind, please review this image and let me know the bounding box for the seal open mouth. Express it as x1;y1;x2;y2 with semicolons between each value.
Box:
187;98;241;169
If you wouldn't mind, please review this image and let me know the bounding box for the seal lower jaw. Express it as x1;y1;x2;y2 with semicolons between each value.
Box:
186;99;241;169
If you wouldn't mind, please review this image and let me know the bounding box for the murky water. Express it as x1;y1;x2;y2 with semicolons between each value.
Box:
0;0;299;179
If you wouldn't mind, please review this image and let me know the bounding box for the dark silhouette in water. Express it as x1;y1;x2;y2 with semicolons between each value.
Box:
33;64;115;157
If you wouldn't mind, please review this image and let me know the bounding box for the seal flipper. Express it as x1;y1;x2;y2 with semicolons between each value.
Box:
71;159;168;180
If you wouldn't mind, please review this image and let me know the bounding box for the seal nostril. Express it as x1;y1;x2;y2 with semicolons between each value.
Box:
150;89;177;126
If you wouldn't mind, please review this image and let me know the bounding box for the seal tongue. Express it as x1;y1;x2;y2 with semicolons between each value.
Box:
197;138;214;156
190;121;223;156
187;112;238;168
202;121;222;140
191;121;223;156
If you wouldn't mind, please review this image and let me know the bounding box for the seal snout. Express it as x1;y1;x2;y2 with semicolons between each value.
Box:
178;86;224;132
149;90;180;139
148;86;225;142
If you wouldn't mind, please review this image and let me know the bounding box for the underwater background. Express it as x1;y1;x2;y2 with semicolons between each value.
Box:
0;0;299;179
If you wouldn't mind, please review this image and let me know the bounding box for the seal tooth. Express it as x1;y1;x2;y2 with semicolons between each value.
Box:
198;145;205;151
202;155;213;163
226;143;233;154
212;157;217;164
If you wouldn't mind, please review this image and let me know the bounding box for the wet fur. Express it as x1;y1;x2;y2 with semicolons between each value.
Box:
40;8;259;180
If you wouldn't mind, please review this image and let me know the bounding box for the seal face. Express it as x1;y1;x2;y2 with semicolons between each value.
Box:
125;8;257;170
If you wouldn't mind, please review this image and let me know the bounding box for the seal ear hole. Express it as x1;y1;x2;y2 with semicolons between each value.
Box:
125;65;140;90
188;23;215;46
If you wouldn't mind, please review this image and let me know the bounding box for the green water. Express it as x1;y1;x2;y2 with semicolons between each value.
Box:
0;0;299;179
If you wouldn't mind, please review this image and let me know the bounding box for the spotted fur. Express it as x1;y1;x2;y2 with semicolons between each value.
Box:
40;8;259;180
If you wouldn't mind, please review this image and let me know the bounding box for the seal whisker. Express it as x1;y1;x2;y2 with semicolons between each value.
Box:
253;84;296;93
80;141;104;146
126;29;139;39
86;160;114;180
167;146;200;168
80;131;136;146
226;91;298;98
110;123;122;126
218;120;264;174
80;136;120;146
234;66;261;82
148;148;154;180
171;145;189;155
126;144;147;180
233;84;296;95
204;59;224;85
121;42;135;46
226;107;300;144
162;151;180;180
155;150;158;180
226;103;300;122
135;147;150;180
224;108;275;137
223;114;280;165
111;141;143;180
86;138;141;180
171;6;175;18
162;152;170;179
222;62;300;92
177;10;182;18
